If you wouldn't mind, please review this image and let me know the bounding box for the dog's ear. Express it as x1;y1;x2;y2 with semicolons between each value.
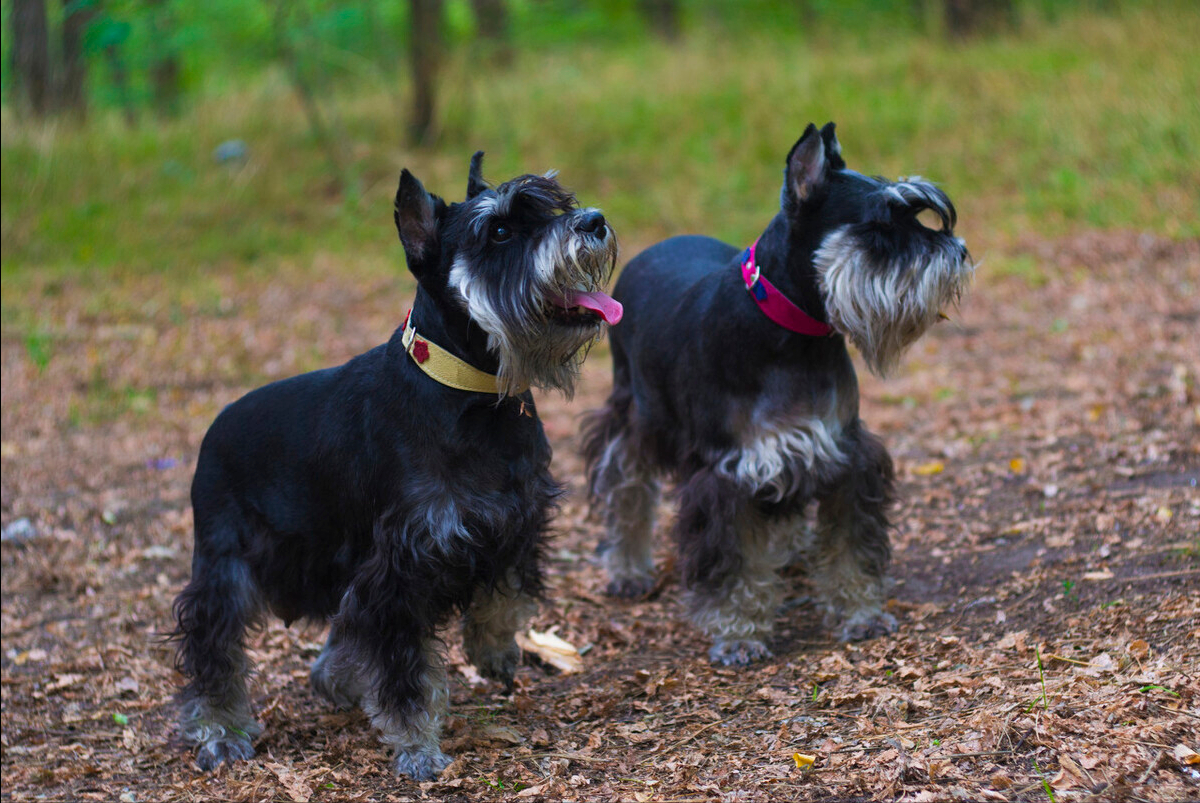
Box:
394;169;440;266
820;122;845;171
784;123;829;205
466;151;488;199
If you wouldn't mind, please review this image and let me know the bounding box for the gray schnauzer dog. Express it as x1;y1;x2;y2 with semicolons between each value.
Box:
171;153;620;779
583;123;972;665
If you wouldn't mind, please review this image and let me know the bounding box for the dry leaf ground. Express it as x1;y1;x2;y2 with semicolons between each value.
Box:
2;232;1197;802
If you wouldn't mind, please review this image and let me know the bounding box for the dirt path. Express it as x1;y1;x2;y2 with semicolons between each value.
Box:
3;232;1197;802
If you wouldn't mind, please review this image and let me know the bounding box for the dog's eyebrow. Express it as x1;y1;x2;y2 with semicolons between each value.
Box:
469;194;502;234
467;176;578;237
880;177;956;229
496;175;577;216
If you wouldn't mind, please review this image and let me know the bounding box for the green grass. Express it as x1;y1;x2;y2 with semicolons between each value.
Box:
2;4;1197;310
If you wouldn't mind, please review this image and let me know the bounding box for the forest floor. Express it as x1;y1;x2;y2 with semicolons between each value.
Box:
2;231;1198;802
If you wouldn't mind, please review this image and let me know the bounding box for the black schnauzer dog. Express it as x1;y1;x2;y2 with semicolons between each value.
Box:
172;153;621;779
583;123;972;665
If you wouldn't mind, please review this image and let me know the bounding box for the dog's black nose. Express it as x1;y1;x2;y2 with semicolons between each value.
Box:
577;211;607;237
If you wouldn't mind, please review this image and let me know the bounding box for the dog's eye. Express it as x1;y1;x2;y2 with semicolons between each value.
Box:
916;208;946;232
489;222;512;243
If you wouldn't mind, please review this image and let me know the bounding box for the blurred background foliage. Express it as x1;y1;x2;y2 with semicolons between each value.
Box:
1;0;1197;295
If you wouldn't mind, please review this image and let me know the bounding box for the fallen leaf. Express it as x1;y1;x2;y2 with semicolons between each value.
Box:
481;725;525;745
1050;769;1079;791
46;673;86;693
266;762;312;802
913;460;945;476
1174;744;1200;766
1009;458;1027;474
516;628;583;674
794;752;816;769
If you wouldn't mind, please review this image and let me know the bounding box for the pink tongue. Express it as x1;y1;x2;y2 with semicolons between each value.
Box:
557;290;624;325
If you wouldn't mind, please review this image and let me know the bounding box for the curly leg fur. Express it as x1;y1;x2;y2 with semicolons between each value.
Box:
676;469;798;665
811;425;897;641
172;554;264;770
462;574;537;691
310;624;367;710
361;642;451;781
582;394;661;598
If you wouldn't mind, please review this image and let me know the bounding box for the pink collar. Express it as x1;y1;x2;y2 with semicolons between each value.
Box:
740;239;833;336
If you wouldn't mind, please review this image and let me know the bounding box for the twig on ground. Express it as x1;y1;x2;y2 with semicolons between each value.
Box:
641;717;731;765
1134;750;1163;786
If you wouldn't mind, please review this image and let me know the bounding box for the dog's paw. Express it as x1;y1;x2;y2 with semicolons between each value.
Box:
708;639;773;666
395;748;453;781
604;574;655;598
836;611;898;642
195;733;255;771
472;642;519;692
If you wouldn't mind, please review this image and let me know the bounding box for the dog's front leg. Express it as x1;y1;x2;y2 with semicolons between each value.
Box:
359;633;451;781
812;424;897;641
676;469;786;666
462;571;537;691
339;569;452;780
310;621;367;710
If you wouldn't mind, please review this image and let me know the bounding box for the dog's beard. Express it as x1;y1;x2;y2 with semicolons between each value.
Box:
451;227;618;397
815;226;973;376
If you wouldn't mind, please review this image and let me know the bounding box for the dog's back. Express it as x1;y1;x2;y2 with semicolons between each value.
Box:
584;122;971;665
173;153;621;780
190;345;393;625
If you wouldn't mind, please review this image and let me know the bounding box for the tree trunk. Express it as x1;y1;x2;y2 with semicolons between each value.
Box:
639;0;681;41
944;0;1013;39
104;43;137;125
148;0;181;116
470;0;512;65
408;0;442;145
60;0;94;119
11;0;52;117
271;0;353;193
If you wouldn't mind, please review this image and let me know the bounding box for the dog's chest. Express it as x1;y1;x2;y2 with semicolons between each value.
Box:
714;405;848;502
392;416;554;551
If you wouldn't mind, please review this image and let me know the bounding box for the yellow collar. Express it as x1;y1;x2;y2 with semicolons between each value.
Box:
401;316;526;395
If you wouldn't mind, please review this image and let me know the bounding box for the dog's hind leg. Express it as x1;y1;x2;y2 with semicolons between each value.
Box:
583;391;660;598
677;469;789;666
172;534;264;771
463;571;537;691
812;423;897;641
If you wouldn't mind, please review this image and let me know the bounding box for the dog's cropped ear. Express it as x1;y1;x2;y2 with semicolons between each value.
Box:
466;151;488;200
820;122;845;171
394;169;440;266
784;123;829;205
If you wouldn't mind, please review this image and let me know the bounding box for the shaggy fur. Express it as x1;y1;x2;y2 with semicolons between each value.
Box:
172;153;619;778
583;123;973;664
